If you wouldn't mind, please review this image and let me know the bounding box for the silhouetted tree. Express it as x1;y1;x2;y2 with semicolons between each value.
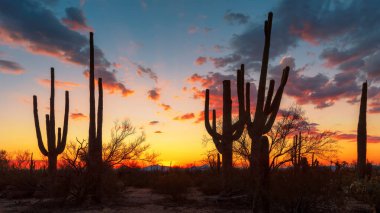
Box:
33;68;69;175
0;150;9;171
204;66;246;191
233;106;338;171
357;81;367;180
102;120;158;167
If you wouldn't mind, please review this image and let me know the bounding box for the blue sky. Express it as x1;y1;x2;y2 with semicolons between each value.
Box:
1;0;380;164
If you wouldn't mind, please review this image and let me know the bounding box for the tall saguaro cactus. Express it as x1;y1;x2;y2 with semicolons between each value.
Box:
88;32;104;200
204;66;245;191
357;81;367;180
33;68;69;175
245;12;289;212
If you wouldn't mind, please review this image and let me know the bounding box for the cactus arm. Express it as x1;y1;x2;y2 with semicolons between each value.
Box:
57;91;69;154
245;82;256;138
211;109;223;154
204;89;222;140
45;114;51;153
232;68;246;132
253;12;273;123
33;96;48;156
264;80;275;114
262;67;289;133
57;127;61;153
49;68;56;149
97;78;103;146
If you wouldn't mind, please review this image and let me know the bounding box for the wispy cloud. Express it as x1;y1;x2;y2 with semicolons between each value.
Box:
224;10;249;25
0;59;24;75
173;113;195;121
70;112;87;120
37;78;81;90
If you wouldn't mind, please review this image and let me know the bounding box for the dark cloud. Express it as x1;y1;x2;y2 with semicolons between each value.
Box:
62;7;92;32
147;88;160;101
136;64;158;83
154;131;163;134
271;56;360;108
224;10;249;25
149;121;159;125
0;59;24;74
205;1;380;110
0;0;133;97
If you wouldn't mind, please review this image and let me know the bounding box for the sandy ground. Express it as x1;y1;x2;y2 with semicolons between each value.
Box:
0;187;251;212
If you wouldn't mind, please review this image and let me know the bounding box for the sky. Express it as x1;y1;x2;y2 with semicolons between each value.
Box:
1;0;380;166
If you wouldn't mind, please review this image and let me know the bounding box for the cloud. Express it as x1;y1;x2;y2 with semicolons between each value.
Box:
37;78;80;90
0;59;24;74
136;64;158;83
271;56;361;109
154;131;163;134
173;113;195;121
149;121;159;125
0;0;133;97
159;103;171;111
147;88;160;101
335;133;380;144
224;10;249;25
195;56;207;66
70;112;87;120
186;71;256;116
188;26;212;34
62;7;92;32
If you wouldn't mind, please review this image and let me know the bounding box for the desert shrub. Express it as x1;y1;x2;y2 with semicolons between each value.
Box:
349;177;380;211
117;167;159;188
197;174;222;195
270;168;344;212
152;171;193;201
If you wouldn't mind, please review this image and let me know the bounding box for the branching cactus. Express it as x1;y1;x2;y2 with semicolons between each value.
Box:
357;81;367;180
204;65;245;190
33;68;69;175
245;12;289;212
88;32;104;200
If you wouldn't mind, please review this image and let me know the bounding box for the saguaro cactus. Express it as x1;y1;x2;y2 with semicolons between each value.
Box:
204;65;245;191
291;132;302;170
33;68;69;175
357;81;367;180
245;12;289;212
88;32;104;200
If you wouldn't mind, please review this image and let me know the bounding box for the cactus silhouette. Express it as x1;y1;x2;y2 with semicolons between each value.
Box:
87;32;104;200
245;12;289;212
33;68;69;175
30;153;35;175
204;66;245;191
291;132;302;170
357;81;367;180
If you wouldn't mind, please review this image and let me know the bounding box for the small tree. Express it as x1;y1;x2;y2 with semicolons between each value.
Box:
0;150;9;171
233;105;338;170
102;120;158;167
